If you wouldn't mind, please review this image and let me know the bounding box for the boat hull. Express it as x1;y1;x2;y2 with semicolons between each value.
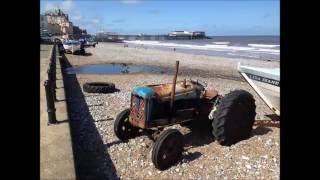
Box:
238;63;280;116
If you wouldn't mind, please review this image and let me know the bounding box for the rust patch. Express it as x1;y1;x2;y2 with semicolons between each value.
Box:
203;89;218;99
150;80;200;98
129;96;146;128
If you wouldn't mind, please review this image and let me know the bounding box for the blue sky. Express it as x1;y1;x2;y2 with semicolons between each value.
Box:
40;0;279;36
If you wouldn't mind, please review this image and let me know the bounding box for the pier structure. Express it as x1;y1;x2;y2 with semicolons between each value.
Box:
95;30;207;42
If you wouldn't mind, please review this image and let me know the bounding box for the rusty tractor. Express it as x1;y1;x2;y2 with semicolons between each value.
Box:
114;61;256;170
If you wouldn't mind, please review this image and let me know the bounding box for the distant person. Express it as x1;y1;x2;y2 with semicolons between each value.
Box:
79;40;85;54
173;48;176;51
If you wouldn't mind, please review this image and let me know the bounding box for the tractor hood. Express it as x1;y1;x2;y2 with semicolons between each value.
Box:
132;86;155;99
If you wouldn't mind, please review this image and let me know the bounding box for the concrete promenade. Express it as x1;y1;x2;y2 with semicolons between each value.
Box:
40;45;76;180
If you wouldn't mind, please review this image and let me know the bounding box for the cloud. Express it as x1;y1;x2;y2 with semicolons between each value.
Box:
73;15;82;20
61;0;74;13
119;0;143;4
43;0;74;13
108;28;125;33
44;2;58;11
92;19;100;24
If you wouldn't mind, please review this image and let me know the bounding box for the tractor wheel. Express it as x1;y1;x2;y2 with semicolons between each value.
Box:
212;90;256;146
179;121;194;128
83;82;115;93
152;129;183;170
114;108;139;141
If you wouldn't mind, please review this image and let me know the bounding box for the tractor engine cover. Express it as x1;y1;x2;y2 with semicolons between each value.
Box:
129;86;155;128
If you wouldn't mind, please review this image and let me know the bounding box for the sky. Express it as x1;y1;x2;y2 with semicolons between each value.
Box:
40;0;280;36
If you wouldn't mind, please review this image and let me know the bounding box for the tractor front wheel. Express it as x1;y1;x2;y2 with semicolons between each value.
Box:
114;108;139;141
152;129;183;170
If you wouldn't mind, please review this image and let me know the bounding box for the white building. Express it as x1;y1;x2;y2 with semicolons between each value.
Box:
40;14;48;32
168;30;206;39
43;8;73;38
168;31;193;36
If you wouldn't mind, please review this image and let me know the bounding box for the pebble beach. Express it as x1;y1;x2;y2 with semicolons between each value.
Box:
63;42;280;179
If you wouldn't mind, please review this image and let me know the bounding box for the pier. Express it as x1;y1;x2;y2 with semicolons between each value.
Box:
95;31;207;42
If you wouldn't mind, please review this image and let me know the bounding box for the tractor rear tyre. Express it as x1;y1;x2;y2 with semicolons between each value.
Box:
152;129;183;170
212;90;256;146
114;108;139;141
83;82;115;93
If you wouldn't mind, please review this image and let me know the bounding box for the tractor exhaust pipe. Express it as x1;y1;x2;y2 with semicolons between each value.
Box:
170;61;179;112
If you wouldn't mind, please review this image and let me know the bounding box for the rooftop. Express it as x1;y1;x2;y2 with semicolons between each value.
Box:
44;8;69;20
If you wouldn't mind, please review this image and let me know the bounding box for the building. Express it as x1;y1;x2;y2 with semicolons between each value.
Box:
168;30;206;39
43;8;73;38
192;31;206;39
40;14;48;32
95;32;124;42
73;26;88;39
72;25;81;38
168;31;193;37
47;23;62;35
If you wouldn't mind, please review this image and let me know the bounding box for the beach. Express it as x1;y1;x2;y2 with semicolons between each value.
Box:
72;42;279;78
63;42;280;179
68;42;279;119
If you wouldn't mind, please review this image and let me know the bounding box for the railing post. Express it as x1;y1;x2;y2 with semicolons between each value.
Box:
44;80;58;125
47;66;57;101
49;45;57;90
52;79;57;101
47;68;51;81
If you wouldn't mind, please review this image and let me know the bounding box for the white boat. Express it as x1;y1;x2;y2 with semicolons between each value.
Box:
237;63;280;116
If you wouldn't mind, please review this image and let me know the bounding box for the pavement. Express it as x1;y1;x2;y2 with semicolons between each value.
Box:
40;45;76;180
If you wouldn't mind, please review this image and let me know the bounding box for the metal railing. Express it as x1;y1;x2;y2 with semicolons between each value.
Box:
44;39;63;125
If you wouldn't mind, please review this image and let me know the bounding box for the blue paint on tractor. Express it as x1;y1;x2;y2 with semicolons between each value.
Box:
132;86;155;99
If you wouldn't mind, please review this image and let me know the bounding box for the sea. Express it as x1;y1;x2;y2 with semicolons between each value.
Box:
124;36;280;61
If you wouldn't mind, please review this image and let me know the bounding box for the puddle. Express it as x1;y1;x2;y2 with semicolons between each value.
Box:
66;63;172;75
